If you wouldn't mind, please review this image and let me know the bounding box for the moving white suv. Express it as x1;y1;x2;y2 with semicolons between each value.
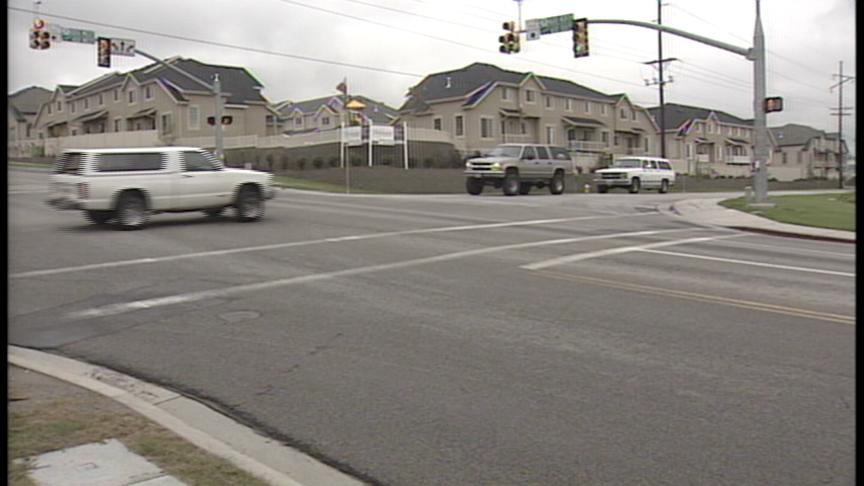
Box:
594;156;676;194
46;147;274;229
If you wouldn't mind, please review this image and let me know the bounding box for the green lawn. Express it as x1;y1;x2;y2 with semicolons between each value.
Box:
719;192;856;231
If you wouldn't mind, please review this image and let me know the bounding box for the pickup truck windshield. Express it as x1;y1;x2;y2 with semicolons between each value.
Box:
486;146;522;158
612;159;642;168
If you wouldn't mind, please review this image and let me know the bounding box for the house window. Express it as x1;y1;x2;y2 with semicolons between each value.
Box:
631;110;636;121
480;117;494;139
797;151;803;163
70;102;76;113
145;86;153;100
47;104;52;114
322;116;330;126
71;129;78;136
620;109;627;120
189;106;200;130
545;96;552;108
585;101;592;114
566;99;572;111
113;118;122;132
433;117;442;131
545;126;555;144
686;144;692;158
707;124;713;134
84;98;89;110
501;88;510;101
644;138;649;152
455;115;464;136
295;117;302;126
520;123;526;135
114;89;119;102
782;153;788;164
57;101;62;112
26;124;32;138
601;132;609;145
98;93;104;106
128;90;136;104
525;90;535;103
601;104;607;115
614;135;619;146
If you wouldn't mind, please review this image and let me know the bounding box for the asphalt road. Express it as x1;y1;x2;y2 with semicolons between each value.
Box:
9;168;856;486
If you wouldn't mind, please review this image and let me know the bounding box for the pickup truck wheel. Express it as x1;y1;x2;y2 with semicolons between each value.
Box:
236;186;264;222
549;172;565;195
465;178;483;195
204;207;225;217
659;179;669;193
502;172;520;196
116;192;148;230
629;178;641;194
518;182;532;195
85;210;113;225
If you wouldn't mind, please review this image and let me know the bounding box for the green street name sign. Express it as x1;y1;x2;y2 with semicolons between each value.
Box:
61;27;96;44
526;14;574;36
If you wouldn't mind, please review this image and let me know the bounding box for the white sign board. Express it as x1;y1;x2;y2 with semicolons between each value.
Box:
525;19;541;41
342;126;362;146
110;38;136;57
371;126;395;145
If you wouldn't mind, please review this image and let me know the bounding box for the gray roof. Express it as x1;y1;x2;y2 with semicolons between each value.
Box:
276;95;398;125
67;73;125;99
400;62;616;113
769;124;836;147
126;58;268;105
9;86;52;115
647;103;751;131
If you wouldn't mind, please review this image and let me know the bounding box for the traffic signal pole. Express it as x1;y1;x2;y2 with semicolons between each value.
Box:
587;1;770;204
135;48;225;159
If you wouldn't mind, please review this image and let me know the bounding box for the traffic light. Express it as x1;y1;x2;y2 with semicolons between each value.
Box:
572;18;589;58
498;21;520;54
29;28;51;50
97;37;111;68
207;116;216;126
221;116;233;125
764;97;783;113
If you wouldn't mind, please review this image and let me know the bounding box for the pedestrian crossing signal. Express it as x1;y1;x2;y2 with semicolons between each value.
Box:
764;97;783;113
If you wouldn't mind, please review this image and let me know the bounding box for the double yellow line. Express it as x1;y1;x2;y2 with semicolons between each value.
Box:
536;270;855;325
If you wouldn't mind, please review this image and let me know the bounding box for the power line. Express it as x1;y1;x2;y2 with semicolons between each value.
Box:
8;6;424;78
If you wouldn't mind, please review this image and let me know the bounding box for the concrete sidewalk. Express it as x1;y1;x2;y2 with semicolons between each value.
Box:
665;195;855;243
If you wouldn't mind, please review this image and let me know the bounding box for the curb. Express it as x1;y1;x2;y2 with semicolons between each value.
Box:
8;346;364;486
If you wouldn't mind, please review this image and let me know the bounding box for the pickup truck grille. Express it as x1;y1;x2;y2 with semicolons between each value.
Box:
467;163;494;172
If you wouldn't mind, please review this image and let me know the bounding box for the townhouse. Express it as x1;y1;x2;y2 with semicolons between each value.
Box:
271;94;398;134
8;85;52;156
32;57;271;144
647;103;755;175
397;62;659;158
769;124;847;179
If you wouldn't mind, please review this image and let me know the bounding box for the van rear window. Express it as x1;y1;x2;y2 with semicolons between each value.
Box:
96;153;164;172
54;152;85;175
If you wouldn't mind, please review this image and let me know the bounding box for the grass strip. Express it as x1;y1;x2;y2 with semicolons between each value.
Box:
719;192;855;231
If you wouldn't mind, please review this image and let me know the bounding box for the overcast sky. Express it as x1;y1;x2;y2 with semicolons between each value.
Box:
8;0;857;154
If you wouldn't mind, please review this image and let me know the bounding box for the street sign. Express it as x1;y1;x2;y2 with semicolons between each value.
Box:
526;14;573;37
61;27;96;44
342;126;362;146
110;38;136;57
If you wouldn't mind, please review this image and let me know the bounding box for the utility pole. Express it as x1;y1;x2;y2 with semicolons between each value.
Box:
750;0;769;205
830;60;854;189
643;0;676;158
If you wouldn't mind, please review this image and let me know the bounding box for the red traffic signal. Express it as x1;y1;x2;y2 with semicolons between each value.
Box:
30;28;51;50
207;116;233;126
499;21;520;54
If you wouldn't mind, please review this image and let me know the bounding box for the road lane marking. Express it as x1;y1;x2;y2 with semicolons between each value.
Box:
532;270;856;325
712;239;856;258
638;249;856;277
12;213;668;279
520;234;742;270
66;228;707;319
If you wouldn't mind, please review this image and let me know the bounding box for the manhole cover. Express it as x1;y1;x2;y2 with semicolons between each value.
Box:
219;310;261;323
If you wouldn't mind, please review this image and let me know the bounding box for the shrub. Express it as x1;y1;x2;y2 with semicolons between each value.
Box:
297;158;307;170
329;156;340;167
423;157;435;169
350;157;363;167
313;157;324;169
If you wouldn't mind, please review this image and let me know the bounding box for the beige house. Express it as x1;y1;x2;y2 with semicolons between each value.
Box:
648;103;755;175
397;62;659;158
33;57;271;145
8;85;52;156
271;95;398;135
769;124;847;179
